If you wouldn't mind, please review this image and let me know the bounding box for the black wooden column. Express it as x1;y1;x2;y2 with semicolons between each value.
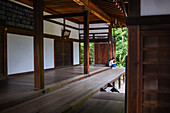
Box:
0;27;7;79
84;11;89;74
33;0;44;90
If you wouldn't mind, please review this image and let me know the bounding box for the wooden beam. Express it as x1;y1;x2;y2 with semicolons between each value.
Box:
127;15;170;26
33;0;44;90
14;0;81;24
43;12;84;20
80;39;108;42
73;0;112;23
84;11;89;74
80;20;106;24
7;27;79;42
80;32;109;35
79;27;109;30
7;27;33;36
44;34;80;42
120;0;127;17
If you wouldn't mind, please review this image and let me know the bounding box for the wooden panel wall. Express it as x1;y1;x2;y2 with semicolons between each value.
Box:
55;40;73;67
55;40;63;67
140;30;170;113
94;43;108;64
64;41;73;66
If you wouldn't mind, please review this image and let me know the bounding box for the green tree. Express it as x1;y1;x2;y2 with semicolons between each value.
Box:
113;27;128;67
80;43;94;64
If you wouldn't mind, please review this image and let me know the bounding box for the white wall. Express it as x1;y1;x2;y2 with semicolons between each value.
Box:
65;20;79;39
73;42;80;65
44;38;54;69
7;1;79;73
66;27;79;39
44;20;63;36
7;34;34;75
141;0;170;16
7;34;54;75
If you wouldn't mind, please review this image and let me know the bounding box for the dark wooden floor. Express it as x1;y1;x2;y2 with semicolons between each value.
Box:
71;92;125;113
1;67;125;113
0;65;110;110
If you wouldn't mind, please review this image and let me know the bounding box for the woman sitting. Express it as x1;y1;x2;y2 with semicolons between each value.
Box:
109;58;116;69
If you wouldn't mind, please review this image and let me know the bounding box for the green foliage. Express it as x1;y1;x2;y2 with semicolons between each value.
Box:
80;43;84;64
80;27;128;67
80;43;94;64
113;27;128;67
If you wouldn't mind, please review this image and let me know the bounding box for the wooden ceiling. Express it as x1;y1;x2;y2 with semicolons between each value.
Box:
15;0;127;27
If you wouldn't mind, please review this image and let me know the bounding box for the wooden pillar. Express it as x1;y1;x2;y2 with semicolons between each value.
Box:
127;25;140;113
123;74;125;83
4;28;7;77
118;77;121;89
127;0;140;112
113;29;116;59
112;81;115;87
33;0;44;90
62;19;66;66
0;27;7;79
79;24;81;65
84;11;89;74
109;25;113;60
107;37;109;61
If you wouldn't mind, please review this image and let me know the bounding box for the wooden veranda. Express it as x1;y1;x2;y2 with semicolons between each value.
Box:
0;65;110;110
1;67;125;113
0;0;127;90
1;0;170;113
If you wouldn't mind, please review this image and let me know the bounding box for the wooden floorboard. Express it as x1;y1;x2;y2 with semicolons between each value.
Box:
0;65;110;110
71;92;125;113
92;92;125;101
1;67;125;113
71;99;124;113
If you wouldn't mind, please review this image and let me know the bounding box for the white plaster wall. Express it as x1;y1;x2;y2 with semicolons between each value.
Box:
80;29;109;34
7;34;54;74
7;34;34;75
73;42;80;65
65;20;79;39
80;23;108;28
141;0;170;16
44;38;54;69
44;12;64;23
44;20;63;36
66;27;79;39
66;20;78;28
